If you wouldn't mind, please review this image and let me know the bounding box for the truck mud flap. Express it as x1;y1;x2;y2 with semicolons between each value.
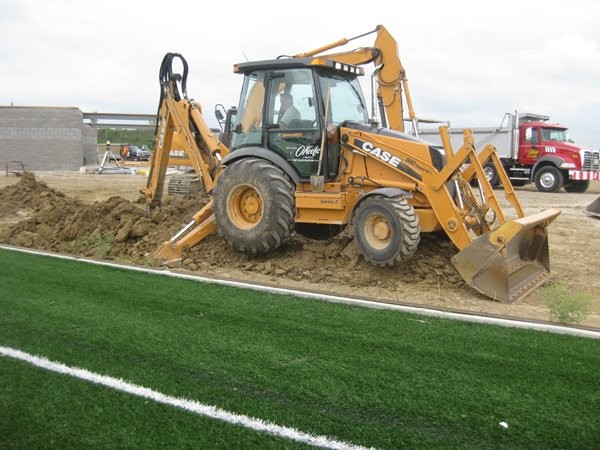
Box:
451;208;561;303
584;196;600;218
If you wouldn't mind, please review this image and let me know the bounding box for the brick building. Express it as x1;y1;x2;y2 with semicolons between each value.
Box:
0;106;97;171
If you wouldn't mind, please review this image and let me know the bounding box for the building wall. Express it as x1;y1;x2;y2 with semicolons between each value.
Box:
0;106;98;171
82;123;99;166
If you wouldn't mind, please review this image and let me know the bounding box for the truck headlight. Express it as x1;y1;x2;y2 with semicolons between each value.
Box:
560;162;576;168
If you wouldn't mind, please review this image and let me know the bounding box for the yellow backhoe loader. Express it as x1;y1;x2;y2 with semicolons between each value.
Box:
141;26;560;303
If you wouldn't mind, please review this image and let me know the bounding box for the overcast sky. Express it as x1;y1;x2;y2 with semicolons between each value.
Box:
1;0;599;148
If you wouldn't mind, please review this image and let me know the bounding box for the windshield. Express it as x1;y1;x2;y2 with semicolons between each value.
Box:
541;127;569;142
230;71;267;148
317;71;369;125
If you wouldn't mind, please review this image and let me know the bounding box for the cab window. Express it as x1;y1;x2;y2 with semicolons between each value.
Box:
267;68;317;129
318;73;368;125
231;71;266;148
524;126;539;145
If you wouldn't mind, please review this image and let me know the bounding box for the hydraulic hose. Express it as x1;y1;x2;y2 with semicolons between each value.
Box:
152;53;190;146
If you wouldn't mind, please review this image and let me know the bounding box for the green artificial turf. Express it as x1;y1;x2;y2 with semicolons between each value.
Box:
0;357;306;450
1;248;599;449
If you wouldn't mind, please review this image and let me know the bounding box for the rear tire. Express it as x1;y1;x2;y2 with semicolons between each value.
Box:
483;163;500;187
213;158;295;254
534;166;563;193
564;180;590;193
352;196;420;267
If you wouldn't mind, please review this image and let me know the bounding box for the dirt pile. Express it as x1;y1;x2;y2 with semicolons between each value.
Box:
3;171;599;326
0;173;197;260
0;173;463;295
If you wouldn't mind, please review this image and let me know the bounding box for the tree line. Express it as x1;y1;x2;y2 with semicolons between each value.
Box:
97;129;155;149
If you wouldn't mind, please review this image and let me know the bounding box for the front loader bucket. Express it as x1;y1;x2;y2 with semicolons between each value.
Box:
584;196;600;218
451;208;561;303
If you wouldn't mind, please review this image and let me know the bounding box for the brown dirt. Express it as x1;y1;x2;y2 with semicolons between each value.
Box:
1;171;599;328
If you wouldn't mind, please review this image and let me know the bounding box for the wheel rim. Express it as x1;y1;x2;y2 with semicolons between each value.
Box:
228;185;262;229
539;172;556;189
363;213;392;250
483;166;494;181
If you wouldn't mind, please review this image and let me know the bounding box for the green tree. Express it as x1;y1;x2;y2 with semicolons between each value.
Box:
97;129;155;149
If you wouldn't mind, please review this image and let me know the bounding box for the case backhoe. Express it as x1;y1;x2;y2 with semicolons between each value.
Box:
141;26;560;303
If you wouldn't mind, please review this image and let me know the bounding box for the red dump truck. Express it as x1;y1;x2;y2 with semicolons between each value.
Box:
419;112;600;193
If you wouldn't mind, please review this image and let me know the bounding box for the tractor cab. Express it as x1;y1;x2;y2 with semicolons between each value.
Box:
230;58;368;181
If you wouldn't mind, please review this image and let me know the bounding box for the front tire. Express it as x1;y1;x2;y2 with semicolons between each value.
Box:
352;196;420;267
213;158;295;254
534;166;563;193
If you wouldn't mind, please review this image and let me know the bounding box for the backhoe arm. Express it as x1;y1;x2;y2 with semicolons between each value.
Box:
294;25;415;133
141;53;229;208
141;53;229;263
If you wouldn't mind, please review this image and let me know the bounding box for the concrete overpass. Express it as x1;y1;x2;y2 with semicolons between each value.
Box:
83;112;156;130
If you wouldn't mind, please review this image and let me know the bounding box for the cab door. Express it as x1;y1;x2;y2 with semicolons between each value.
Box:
265;68;322;180
519;125;541;165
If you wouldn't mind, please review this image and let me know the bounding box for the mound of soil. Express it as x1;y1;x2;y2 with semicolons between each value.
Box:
0;173;462;295
3;173;599;327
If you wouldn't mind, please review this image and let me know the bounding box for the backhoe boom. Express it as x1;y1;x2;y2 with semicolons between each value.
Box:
141;53;228;208
295;25;416;133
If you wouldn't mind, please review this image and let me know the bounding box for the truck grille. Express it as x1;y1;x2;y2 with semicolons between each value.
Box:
582;150;600;171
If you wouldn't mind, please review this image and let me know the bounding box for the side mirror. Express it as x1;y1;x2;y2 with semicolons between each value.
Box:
214;103;229;131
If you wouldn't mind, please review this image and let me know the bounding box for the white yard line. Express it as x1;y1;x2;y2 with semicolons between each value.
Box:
1;244;599;339
0;346;374;450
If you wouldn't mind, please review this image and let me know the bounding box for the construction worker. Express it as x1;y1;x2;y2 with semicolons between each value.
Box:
278;92;300;128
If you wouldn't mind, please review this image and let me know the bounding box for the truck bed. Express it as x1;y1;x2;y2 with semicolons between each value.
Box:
418;127;515;159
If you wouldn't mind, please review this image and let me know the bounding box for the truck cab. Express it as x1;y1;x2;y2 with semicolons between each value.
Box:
518;114;599;192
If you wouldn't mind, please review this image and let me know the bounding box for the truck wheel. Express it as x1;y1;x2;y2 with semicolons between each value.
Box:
534;166;563;193
352;196;420;267
483;163;500;187
564;180;590;193
213;158;295;254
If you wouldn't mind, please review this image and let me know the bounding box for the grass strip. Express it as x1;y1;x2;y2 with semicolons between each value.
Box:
1;248;599;449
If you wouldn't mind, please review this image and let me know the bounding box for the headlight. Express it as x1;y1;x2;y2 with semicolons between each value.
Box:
560;162;576;168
